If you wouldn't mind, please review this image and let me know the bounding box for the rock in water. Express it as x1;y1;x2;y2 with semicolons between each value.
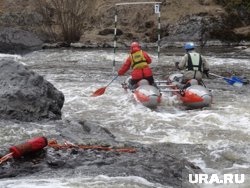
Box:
0;27;43;54
0;59;64;121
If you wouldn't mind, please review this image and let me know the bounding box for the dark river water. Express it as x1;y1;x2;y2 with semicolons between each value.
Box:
0;47;250;187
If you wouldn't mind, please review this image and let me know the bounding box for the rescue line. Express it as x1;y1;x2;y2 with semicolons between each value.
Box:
0;137;136;165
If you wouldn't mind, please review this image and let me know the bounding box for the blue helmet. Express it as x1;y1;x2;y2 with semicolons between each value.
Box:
184;42;195;50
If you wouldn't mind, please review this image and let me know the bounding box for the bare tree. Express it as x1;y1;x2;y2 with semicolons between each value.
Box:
36;0;86;44
36;0;57;42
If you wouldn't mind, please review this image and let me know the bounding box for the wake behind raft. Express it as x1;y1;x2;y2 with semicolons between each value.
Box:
0;137;136;164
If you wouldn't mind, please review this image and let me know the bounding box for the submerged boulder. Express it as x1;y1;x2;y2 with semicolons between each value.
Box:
0;59;64;121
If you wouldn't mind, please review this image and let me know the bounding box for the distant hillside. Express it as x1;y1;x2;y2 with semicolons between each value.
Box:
0;0;249;47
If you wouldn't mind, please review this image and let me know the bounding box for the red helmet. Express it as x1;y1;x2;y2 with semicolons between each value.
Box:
130;42;141;51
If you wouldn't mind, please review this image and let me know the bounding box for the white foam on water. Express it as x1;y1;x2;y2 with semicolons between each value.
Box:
0;53;22;60
207;56;250;67
0;175;168;188
1;49;249;187
18;49;250;147
0;178;67;188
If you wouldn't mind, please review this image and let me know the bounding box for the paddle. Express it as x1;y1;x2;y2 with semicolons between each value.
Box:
209;73;243;87
200;79;207;88
91;75;119;97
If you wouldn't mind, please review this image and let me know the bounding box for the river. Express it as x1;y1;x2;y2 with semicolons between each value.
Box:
0;47;250;188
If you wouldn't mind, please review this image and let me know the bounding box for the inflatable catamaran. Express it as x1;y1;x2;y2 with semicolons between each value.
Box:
158;73;213;109
122;78;161;108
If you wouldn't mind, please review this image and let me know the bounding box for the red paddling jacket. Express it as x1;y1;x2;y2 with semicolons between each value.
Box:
118;47;153;80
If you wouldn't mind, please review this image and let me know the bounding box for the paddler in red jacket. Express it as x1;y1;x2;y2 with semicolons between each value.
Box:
118;42;155;88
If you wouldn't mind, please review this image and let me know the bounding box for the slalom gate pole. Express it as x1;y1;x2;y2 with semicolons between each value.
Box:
157;3;161;63
113;8;118;74
114;2;162;70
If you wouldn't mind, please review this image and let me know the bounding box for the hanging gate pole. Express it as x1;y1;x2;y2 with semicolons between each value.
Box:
113;8;118;74
113;2;162;72
155;3;161;63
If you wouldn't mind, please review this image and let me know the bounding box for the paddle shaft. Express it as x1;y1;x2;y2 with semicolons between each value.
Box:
106;75;119;87
200;79;207;88
209;72;224;79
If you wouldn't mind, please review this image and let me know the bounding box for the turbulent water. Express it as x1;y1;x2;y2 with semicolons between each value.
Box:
0;47;250;188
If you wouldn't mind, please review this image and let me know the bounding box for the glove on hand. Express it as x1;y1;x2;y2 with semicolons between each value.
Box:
203;69;209;78
118;71;123;76
175;62;180;69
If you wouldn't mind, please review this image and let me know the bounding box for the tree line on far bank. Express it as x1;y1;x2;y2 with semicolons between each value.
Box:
36;0;85;44
36;0;250;44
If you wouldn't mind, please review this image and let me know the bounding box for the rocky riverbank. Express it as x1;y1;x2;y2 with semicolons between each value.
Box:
0;119;202;188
